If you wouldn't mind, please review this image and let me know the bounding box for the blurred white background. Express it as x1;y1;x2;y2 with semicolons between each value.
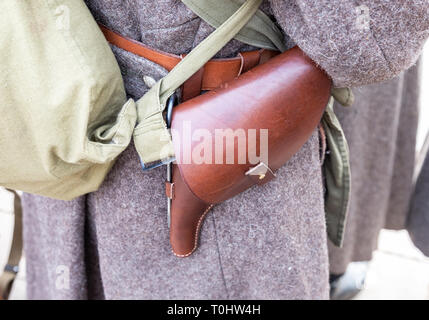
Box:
1;42;429;300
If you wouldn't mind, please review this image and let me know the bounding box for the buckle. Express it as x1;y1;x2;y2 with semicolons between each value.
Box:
166;93;178;129
4;264;19;274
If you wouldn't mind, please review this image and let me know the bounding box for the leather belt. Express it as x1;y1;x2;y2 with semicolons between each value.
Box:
99;24;278;100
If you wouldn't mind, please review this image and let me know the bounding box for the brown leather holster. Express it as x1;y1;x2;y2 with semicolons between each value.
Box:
166;46;332;257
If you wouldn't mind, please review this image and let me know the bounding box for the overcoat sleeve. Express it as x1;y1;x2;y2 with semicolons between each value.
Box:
269;0;429;87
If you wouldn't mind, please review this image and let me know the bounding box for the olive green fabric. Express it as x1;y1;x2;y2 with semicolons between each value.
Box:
0;0;137;200
325;87;353;245
331;87;355;107
181;0;287;52
134;0;269;167
322;99;351;246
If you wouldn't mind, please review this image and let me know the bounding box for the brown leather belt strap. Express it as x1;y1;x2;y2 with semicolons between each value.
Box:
99;24;278;99
99;24;180;71
0;189;23;300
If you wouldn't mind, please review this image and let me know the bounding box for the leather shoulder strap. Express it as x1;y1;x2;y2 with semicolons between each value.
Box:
0;189;23;300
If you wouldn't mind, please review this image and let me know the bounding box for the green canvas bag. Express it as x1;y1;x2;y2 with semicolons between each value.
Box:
0;0;138;200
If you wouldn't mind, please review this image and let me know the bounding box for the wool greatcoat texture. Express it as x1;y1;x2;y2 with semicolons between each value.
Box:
328;61;421;275
21;0;429;299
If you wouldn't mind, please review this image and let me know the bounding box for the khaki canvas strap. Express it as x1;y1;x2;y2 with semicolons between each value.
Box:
0;0;275;299
0;189;23;300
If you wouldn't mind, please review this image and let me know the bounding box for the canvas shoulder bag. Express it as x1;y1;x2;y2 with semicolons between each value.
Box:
0;0;138;200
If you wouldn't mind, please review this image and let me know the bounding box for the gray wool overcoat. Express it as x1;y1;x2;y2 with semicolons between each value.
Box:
21;0;429;299
407;132;429;257
328;61;422;275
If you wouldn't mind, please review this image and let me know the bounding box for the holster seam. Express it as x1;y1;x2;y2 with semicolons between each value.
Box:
172;204;214;257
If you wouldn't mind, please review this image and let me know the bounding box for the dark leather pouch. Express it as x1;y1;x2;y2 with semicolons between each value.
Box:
168;47;332;256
